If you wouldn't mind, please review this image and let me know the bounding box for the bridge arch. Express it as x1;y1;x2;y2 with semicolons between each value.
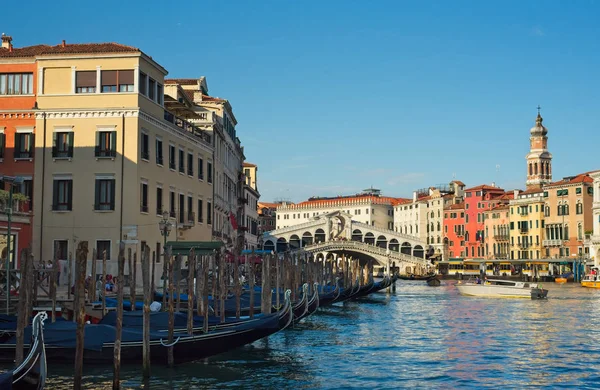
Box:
276;237;288;252
289;234;301;249
264;240;275;252
315;229;326;243
413;245;424;258
389;239;399;252
364;232;375;245
302;232;313;246
401;242;412;255
376;235;387;249
352;229;363;242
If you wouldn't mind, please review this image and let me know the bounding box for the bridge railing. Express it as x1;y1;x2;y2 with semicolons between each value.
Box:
264;218;326;236
351;221;425;244
298;240;427;266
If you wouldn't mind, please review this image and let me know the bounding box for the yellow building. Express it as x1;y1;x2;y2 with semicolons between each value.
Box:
484;204;510;259
509;188;545;260
30;42;214;279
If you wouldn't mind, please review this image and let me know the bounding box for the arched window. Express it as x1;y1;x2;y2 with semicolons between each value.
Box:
578;223;583;240
427;224;430;233
557;204;562;216
430;211;434;218
410;225;413;234
437;236;441;244
534;162;538;175
564;204;569;215
438;210;441;217
437;222;441;231
576;202;583;215
545;205;550;217
529;163;532;176
430;223;434;232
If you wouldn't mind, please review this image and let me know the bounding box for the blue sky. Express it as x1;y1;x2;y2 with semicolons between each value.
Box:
6;0;600;202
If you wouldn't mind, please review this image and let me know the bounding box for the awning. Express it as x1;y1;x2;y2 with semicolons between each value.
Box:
165;241;223;255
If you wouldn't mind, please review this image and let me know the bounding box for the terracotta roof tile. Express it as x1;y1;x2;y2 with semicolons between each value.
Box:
258;202;279;209
464;184;504;192
546;172;596;187
520;187;544;195
164;78;198;85
444;203;465;210
243;162;257;167
391;198;412;206
0;42;140;58
288;195;400;208
451;180;465;186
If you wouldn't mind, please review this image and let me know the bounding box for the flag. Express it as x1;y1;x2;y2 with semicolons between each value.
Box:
229;211;238;230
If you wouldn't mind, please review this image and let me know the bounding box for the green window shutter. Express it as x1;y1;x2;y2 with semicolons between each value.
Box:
14;134;21;154
110;179;116;210
588;187;594;195
52;180;59;209
68;132;74;157
94;179;100;209
67;180;73;210
111;131;117;155
576;187;582;194
543;191;548;197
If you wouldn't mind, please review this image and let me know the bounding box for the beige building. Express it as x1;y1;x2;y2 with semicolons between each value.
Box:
543;173;595;258
484;204;510;259
165;78;245;245
509;188;545;260
586;172;600;265
277;189;399;231
242;163;260;250
30;42;213;281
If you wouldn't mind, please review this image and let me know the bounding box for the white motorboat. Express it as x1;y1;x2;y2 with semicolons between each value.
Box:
456;278;548;299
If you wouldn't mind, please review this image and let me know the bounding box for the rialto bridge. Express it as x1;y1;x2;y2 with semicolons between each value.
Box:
262;211;430;273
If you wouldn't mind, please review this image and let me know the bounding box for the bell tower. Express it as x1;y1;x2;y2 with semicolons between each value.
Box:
526;106;552;189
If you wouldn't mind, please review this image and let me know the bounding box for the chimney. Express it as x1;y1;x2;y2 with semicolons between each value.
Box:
61;40;66;48
412;191;417;202
1;33;13;49
513;189;519;199
491;182;496;187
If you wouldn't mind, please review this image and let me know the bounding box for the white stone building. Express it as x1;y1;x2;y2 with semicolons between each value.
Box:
587;172;600;266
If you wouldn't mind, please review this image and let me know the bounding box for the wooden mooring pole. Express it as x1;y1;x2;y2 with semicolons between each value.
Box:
249;255;255;318
74;241;89;390
187;249;195;334
15;248;30;365
167;248;175;367
113;242;126;390
131;251;137;311
102;250;107;316
90;248;97;303
51;246;60;323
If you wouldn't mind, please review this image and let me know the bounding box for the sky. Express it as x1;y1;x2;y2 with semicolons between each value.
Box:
5;0;600;202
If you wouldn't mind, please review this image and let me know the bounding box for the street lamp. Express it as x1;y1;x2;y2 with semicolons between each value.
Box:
158;211;173;255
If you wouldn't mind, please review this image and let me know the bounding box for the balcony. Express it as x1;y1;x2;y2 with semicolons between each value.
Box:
519;228;529;235
184;212;195;227
52;146;73;159
14;150;33;159
164;110;212;145
169;210;176;218
493;234;510;241
543;239;564;246
585;234;600;245
95;147;117;158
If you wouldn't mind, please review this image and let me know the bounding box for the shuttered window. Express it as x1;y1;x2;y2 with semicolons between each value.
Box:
95;131;117;158
52;179;73;211
101;70;134;93
94;179;115;211
52;132;74;158
76;71;96;93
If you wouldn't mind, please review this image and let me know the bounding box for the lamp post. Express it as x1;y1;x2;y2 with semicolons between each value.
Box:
158;211;173;253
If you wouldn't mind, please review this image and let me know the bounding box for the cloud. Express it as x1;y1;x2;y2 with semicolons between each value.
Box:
386;172;425;186
531;26;545;37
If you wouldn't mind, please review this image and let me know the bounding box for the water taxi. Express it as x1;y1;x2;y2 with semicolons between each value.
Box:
581;268;600;288
456;278;548;299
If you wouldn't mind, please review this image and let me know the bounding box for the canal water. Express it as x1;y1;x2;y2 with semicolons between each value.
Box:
19;281;600;388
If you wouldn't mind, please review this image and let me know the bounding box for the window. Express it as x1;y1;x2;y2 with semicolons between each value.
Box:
576;187;582;195
96;240;111;260
148;78;156;100
178;149;184;173
0;73;33;95
157;83;163;105
544;206;550;217
54;240;68;260
198;199;203;222
141;133;149;160
156;187;163;214
0;133;4;159
169;145;176;170
198;157;204;180
52;178;73;211
75;71;96;93
139;72;147;95
178;193;185;223
101;70;134;93
207;201;212;224
95;131;117;158
14;133;34;159
207;162;213;183
140;182;148;213
576;202;583;215
187;153;193;176
187;196;193;222
52;132;74;158
169;190;176;218
94;178;115;211
156;138;163;165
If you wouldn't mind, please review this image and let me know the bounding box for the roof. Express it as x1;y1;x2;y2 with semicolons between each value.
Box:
496;192;516;200
0;42;141;58
164;78;198;85
444;203;465;211
243;162;257;168
520;187;544;195
464;184;504;192
451;180;465;186
287;195;401;208
258;202;279;209
391;198;412;206
487;204;509;211
546;172;595;187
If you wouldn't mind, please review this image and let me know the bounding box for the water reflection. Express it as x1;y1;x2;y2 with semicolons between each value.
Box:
6;283;600;388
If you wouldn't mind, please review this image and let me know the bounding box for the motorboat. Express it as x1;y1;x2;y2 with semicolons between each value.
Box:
456;278;548;299
581;268;600;288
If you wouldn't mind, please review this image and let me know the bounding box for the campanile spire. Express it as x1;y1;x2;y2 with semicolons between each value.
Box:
526;107;552;189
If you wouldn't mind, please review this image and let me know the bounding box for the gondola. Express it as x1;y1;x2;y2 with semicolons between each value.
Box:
0;312;47;389
426;276;441;287
397;274;436;281
294;284;320;323
0;291;293;365
318;282;341;307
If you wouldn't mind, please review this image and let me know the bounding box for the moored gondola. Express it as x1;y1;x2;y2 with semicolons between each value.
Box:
0;312;47;390
294;284;320;323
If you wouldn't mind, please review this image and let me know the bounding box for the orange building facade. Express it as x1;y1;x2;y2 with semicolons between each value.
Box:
0;34;37;266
